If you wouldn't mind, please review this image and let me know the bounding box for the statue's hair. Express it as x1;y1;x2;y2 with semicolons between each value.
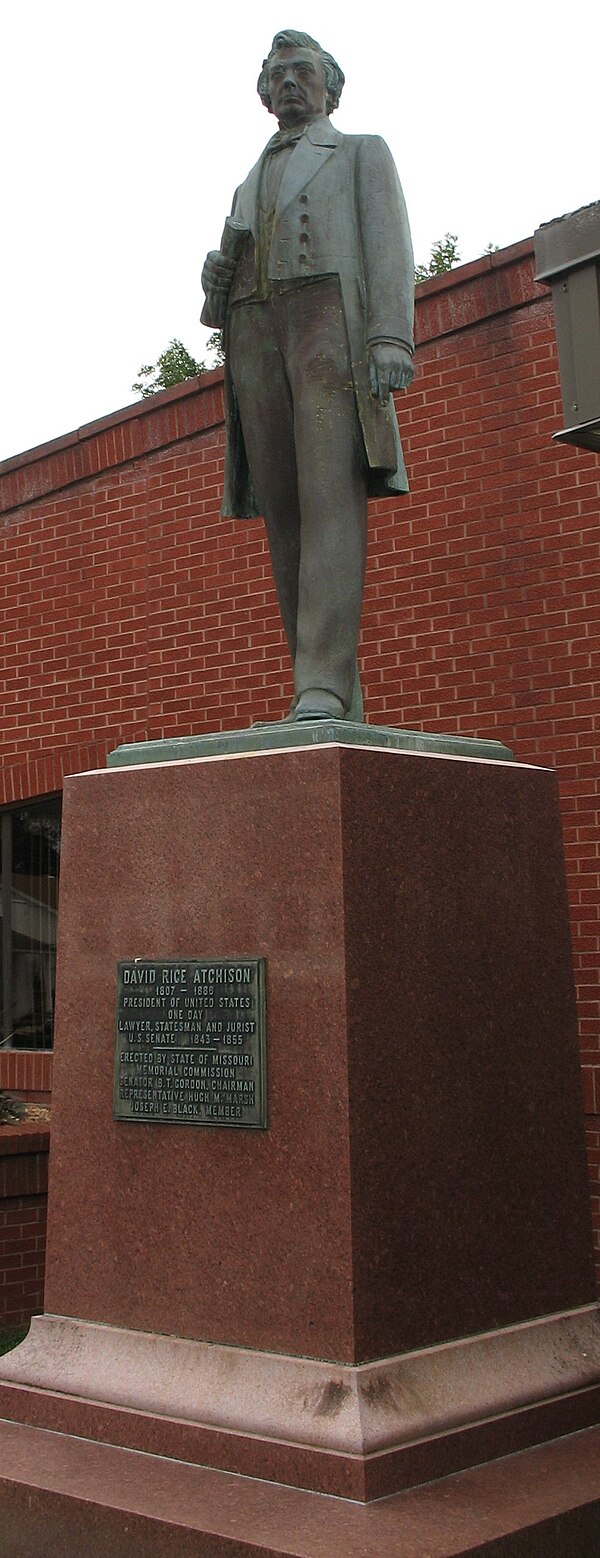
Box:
257;29;345;115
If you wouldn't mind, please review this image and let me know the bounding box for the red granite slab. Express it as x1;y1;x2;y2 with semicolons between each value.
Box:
338;745;596;1357
43;745;595;1365
0;1418;599;1557
46;745;356;1361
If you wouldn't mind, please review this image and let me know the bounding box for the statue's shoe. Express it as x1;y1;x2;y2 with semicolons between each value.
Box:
294;689;346;722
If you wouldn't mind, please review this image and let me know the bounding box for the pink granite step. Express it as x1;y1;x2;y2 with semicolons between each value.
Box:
0;1418;599;1556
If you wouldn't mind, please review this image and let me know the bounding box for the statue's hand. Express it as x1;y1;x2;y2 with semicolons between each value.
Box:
201;250;236;297
368;343;414;405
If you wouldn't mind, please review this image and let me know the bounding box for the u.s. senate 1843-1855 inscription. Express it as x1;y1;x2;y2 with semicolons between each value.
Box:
114;959;266;1128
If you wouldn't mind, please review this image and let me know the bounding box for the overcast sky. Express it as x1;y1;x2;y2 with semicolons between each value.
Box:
1;0;598;463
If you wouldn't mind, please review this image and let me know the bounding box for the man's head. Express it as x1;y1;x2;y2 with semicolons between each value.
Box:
257;30;344;127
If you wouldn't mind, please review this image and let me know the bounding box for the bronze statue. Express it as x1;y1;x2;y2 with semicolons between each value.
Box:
202;29;414;722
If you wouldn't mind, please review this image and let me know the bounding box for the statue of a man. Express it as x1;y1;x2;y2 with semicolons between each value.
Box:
202;29;414;722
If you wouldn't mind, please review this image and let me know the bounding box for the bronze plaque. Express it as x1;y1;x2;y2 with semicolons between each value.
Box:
114;959;266;1128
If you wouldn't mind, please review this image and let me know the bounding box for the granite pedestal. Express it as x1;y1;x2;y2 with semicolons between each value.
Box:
0;738;599;1551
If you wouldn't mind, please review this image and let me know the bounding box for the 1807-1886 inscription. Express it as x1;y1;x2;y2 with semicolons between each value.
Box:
114;959;266;1128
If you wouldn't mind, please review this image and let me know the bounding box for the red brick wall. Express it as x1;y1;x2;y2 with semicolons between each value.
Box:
0;1053;52;1104
0;237;599;1282
0;1127;49;1327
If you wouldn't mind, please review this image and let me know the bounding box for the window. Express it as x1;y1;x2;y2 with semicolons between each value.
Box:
1;797;62;1050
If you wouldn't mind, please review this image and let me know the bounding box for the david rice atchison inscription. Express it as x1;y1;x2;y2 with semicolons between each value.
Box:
114;959;266;1128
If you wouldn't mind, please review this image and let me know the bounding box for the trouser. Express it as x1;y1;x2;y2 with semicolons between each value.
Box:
228;278;368;713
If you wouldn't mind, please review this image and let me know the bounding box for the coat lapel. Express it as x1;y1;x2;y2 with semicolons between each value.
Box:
274;119;340;222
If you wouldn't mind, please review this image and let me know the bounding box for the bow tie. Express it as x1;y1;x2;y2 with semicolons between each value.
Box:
265;129;303;155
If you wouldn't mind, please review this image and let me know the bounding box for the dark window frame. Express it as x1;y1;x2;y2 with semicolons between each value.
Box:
0;795;62;1051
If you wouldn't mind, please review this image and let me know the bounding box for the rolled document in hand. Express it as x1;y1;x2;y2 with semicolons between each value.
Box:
200;218;250;328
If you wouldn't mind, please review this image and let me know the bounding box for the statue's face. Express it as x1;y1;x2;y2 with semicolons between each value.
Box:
266;46;328;128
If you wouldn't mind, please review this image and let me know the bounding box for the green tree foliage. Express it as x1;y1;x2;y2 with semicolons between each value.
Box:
132;333;224;399
414;234;461;284
414;235;500;285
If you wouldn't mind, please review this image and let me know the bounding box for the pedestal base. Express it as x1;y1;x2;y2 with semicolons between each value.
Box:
107;719;515;767
34;744;598;1364
1;1307;599;1499
1;741;598;1540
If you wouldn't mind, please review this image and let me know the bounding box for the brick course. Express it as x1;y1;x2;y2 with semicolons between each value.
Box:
1;237;599;1290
